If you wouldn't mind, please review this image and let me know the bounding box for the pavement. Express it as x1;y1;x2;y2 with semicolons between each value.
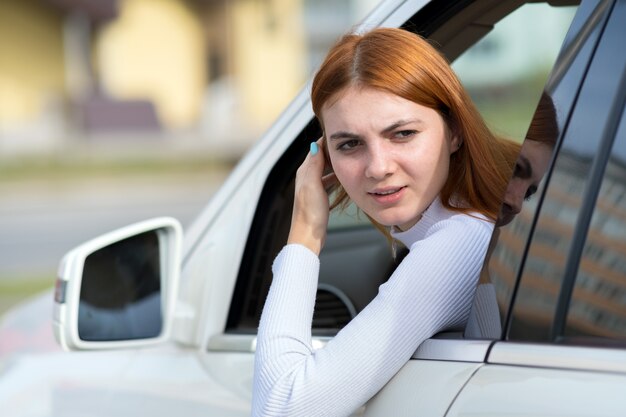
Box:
0;167;232;277
0;161;233;315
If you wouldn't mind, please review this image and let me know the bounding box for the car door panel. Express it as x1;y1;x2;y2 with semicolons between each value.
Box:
0;349;248;417
363;359;481;417
488;342;626;373
446;364;626;417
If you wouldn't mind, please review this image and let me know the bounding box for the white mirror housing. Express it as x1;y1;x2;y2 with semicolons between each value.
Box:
53;217;182;351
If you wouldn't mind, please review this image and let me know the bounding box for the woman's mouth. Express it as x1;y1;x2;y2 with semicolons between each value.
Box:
368;187;406;204
496;203;516;227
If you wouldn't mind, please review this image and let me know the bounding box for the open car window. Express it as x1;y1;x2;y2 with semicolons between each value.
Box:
226;0;583;337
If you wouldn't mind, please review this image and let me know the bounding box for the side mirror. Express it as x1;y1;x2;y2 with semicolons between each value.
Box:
53;217;182;350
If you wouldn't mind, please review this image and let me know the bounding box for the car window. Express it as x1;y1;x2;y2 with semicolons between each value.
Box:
467;0;611;341
562;107;626;343
502;0;625;343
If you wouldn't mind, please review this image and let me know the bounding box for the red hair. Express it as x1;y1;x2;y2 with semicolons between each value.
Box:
312;28;518;224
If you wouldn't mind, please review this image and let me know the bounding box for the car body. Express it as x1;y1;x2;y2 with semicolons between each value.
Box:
2;0;626;415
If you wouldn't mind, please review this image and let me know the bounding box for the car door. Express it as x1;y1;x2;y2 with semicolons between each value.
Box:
179;1;587;416
446;1;626;415
361;1;605;415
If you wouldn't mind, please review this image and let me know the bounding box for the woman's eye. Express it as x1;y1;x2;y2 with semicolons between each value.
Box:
524;186;538;201
337;139;360;151
393;130;417;139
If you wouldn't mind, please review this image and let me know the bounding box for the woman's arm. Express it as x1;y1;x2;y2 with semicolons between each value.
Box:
253;213;493;417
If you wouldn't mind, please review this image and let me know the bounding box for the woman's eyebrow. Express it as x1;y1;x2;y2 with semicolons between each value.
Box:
328;131;362;141
516;155;533;179
381;119;422;135
328;119;423;141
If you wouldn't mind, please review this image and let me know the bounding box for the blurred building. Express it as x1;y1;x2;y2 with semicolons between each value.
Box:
0;0;67;154
0;0;376;159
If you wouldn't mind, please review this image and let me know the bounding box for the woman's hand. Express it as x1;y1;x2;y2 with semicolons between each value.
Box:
287;138;337;256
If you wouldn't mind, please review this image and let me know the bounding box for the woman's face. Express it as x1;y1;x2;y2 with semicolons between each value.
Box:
323;86;459;231
497;139;553;227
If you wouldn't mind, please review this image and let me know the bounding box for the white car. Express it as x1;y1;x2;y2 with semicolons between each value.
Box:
2;0;626;415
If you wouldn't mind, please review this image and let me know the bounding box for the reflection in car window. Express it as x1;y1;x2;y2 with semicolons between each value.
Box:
457;2;580;340
506;0;624;342
564;107;626;341
507;139;591;341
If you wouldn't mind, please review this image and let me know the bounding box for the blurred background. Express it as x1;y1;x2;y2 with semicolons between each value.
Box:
0;0;575;316
0;0;380;315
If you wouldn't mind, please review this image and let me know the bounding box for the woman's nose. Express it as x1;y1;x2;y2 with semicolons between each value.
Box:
365;147;394;179
504;179;526;216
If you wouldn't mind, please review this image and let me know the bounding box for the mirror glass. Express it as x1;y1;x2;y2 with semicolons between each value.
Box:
78;230;163;341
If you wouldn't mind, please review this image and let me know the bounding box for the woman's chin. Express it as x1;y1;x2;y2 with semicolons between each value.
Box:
368;215;413;230
361;206;421;229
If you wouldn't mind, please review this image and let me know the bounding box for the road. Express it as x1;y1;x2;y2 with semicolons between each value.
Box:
0;169;231;281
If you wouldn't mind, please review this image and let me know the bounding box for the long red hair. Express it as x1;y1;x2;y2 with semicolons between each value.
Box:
311;28;518;223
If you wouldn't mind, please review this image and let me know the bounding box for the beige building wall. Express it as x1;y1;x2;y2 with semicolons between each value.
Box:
0;0;308;151
0;0;65;126
95;0;207;129
230;0;306;129
95;0;306;132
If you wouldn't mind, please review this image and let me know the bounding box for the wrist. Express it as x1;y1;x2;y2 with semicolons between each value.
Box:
287;224;324;255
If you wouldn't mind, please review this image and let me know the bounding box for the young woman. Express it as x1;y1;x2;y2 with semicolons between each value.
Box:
252;28;516;417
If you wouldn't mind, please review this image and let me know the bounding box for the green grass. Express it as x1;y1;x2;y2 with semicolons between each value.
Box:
0;276;54;316
468;69;552;143
0;155;234;184
479;100;539;142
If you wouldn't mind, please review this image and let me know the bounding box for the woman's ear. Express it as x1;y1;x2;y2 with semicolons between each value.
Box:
449;134;462;155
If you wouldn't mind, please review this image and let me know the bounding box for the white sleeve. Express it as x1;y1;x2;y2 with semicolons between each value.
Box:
252;217;493;417
464;283;502;339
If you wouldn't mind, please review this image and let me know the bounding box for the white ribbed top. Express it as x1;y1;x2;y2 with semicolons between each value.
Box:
464;283;503;339
252;198;494;417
